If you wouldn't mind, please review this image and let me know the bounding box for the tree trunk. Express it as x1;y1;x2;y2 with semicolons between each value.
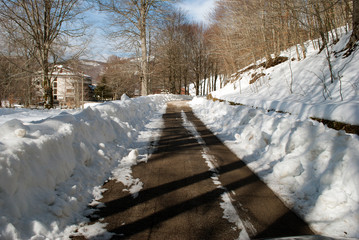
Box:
345;0;359;53
43;1;53;108
140;4;148;96
43;54;53;108
195;70;200;96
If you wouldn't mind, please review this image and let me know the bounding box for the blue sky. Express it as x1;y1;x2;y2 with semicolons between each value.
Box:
83;0;217;61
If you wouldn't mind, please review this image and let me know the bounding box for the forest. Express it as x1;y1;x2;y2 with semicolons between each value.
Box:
0;0;358;107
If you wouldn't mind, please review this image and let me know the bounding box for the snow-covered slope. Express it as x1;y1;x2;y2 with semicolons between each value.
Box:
190;97;359;238
211;31;359;125
188;31;359;238
0;94;190;239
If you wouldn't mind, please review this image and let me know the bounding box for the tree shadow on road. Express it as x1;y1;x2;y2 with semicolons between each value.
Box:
72;104;313;240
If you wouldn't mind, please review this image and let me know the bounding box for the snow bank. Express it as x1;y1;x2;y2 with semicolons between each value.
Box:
190;97;359;238
0;108;80;126
0;94;189;239
211;31;359;125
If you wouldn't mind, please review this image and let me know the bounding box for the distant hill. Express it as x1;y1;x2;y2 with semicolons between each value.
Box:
77;59;106;84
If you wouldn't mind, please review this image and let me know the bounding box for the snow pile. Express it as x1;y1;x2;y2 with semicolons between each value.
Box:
211;31;359;125
190;97;359;238
0;94;189;239
75;221;114;240
0;108;80;126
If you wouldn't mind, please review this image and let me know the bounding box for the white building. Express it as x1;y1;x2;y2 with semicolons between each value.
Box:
34;65;93;107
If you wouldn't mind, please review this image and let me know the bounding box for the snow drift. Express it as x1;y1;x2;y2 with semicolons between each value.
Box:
190;97;359;238
0;94;189;239
189;30;359;238
210;31;359;125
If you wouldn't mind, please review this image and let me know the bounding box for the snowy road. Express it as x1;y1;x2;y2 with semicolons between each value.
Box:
73;101;313;239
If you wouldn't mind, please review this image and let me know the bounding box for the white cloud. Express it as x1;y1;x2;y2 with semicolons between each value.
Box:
177;0;217;25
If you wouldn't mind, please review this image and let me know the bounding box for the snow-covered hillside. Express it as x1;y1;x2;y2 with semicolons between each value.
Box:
188;31;359;238
0;94;190;239
210;31;359;125
190;97;359;238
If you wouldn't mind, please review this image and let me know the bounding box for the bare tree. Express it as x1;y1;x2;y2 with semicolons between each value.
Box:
152;10;190;94
102;56;138;98
345;0;359;54
97;0;173;96
0;0;84;108
0;17;40;107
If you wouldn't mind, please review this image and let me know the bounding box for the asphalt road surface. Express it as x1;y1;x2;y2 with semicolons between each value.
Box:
73;101;314;239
